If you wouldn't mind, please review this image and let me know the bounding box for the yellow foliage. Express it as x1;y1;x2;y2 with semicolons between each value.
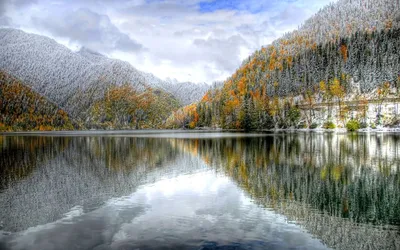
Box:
238;78;246;95
377;82;391;98
202;91;211;102
329;78;345;99
385;19;393;30
0;122;7;132
332;165;343;181
0;71;74;131
38;125;53;131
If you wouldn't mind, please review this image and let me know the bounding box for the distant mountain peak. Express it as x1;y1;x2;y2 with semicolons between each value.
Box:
76;46;108;63
78;46;106;57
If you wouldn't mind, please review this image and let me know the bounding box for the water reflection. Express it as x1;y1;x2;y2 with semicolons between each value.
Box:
183;133;400;249
0;136;70;190
0;132;399;250
0;136;200;233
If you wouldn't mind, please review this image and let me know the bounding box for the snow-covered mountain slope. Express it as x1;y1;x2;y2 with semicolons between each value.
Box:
140;74;211;106
77;45;212;105
167;81;211;106
0;28;210;112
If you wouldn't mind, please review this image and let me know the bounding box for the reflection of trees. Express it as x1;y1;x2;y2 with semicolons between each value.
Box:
0;136;181;187
66;137;179;172
175;134;400;249
0;136;189;232
0;136;70;190
1;133;400;248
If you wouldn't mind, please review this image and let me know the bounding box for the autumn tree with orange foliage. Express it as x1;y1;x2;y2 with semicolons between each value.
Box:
0;71;75;131
167;0;400;130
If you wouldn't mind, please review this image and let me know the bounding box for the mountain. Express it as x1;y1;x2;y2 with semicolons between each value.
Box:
165;80;211;107
140;73;210;106
0;28;210;119
167;0;400;130
77;47;211;106
0;71;75;131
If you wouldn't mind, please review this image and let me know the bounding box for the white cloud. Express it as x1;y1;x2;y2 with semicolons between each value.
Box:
0;0;335;83
32;8;144;53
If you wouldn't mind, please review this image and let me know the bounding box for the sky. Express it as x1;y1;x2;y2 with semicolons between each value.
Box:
0;0;335;84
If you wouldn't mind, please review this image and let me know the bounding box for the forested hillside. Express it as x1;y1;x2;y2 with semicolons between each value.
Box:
0;70;181;130
0;28;215;130
1;0;398;131
0;29;209;124
0;71;75;131
86;84;180;129
167;0;400;130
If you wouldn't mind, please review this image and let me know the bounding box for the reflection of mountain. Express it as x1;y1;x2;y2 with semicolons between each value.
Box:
1;133;399;249
178;134;400;249
0;136;70;190
0;136;204;232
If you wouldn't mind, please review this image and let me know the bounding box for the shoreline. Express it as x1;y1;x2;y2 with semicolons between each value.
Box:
2;127;400;135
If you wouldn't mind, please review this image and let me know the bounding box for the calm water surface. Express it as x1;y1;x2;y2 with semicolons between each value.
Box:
0;131;399;250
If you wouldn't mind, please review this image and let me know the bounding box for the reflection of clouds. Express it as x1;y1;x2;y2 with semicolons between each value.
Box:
141;171;231;197
1;170;327;249
0;136;200;233
6;133;398;249
3;203;149;250
110;171;327;249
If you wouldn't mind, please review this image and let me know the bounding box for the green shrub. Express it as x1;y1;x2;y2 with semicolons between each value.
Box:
310;123;318;129
288;107;301;126
296;122;307;129
359;122;368;129
346;120;360;132
261;116;275;129
370;122;377;129
323;121;336;129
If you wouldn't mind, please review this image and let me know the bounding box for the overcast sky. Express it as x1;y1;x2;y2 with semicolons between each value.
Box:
0;0;334;83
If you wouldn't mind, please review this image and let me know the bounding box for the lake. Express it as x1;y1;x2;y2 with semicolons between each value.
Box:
0;131;399;250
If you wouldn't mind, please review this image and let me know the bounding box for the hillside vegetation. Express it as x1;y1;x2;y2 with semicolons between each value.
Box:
0;28;210;125
167;0;400;130
0;71;75;131
87;84;180;129
0;70;181;131
1;0;399;131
